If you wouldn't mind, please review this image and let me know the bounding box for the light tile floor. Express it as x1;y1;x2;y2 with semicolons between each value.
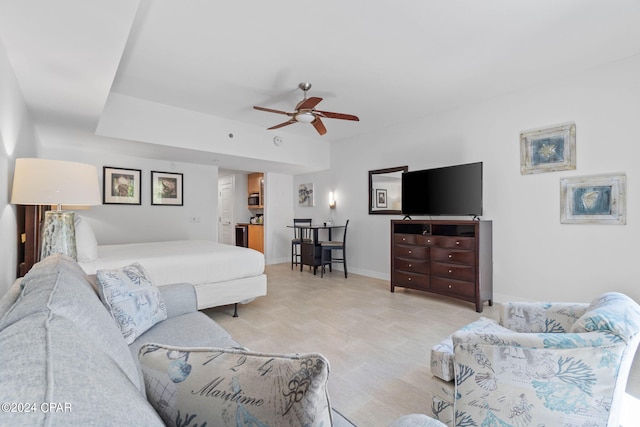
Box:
205;263;640;427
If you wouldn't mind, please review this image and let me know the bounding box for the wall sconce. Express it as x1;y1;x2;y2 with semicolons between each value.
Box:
329;191;336;209
11;158;101;260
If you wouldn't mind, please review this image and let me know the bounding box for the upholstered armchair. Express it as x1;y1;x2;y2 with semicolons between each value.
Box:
429;292;640;427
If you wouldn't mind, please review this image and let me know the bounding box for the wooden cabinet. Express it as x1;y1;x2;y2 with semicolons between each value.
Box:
248;173;264;209
390;219;492;312
248;224;264;253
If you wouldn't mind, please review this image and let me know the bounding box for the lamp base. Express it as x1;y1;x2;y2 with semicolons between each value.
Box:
40;211;77;261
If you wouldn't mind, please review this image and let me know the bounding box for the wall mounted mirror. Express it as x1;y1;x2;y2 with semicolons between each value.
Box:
368;166;408;215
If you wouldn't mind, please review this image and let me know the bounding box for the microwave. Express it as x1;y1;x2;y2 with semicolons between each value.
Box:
248;193;260;206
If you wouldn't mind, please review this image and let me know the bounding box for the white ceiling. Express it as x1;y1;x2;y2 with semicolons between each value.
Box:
2;0;640;172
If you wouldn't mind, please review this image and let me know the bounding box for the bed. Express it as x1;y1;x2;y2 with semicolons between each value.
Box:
73;216;267;315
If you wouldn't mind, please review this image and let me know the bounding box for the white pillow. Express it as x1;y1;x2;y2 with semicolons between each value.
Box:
96;263;167;344
74;214;98;262
139;344;333;427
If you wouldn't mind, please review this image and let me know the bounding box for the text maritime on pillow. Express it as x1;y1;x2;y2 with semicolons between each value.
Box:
139;344;333;427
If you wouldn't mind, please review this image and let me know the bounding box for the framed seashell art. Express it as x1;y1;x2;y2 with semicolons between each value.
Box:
520;122;576;174
560;173;626;224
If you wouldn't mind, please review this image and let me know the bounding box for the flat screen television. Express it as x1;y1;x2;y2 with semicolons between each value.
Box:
401;162;483;217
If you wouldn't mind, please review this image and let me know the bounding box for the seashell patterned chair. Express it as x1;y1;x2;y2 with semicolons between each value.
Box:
428;292;640;427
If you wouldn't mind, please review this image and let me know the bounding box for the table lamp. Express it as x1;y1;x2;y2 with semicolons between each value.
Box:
11;158;101;260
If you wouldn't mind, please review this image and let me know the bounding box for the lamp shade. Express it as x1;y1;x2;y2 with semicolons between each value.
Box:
11;158;101;206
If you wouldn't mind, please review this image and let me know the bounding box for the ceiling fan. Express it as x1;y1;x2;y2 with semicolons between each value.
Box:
253;82;359;136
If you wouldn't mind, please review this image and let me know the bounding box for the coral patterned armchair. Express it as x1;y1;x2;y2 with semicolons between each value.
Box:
429;292;640;427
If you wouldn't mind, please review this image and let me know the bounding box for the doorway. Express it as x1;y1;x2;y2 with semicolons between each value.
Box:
217;175;234;245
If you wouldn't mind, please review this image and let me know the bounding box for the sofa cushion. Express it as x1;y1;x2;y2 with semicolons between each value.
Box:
139;343;333;427
570;292;640;341
0;313;163;426
97;262;167;344
0;255;143;392
129;311;243;361
0;255;161;425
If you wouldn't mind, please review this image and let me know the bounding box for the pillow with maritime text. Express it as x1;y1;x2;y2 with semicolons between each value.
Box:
138;343;332;427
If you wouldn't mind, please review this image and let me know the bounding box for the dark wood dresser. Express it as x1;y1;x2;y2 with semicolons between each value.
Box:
390;219;493;312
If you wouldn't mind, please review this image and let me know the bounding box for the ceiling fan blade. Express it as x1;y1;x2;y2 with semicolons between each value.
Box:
267;119;296;130
253;106;291;116
315;110;360;121
296;96;323;110
312;117;327;135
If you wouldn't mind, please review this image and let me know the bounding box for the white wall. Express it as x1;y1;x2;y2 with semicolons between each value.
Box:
265;172;294;264
4;41;639;306
0;39;38;295
38;134;218;245
297;54;640;304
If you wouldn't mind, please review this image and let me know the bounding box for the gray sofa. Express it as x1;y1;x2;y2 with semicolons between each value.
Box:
0;254;360;426
0;255;443;427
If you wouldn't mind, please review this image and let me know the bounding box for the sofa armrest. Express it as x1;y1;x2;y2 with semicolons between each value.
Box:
500;301;588;333
158;283;198;318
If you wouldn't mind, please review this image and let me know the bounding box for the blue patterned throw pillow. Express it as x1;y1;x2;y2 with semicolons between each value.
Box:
139;344;333;427
97;263;167;344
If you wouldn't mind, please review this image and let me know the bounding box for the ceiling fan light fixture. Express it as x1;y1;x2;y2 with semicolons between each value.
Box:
254;82;359;135
295;112;315;123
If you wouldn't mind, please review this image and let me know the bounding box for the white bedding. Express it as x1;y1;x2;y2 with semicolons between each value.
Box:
79;240;264;286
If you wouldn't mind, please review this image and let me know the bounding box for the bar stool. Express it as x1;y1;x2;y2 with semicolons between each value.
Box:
320;219;349;278
291;218;312;269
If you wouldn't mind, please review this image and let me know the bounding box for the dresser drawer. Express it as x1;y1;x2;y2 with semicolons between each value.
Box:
394;245;429;260
430;247;475;265
431;276;475;298
394;234;418;245
431;262;474;282
393;271;430;289
431;235;475;250
394;234;433;246
394;258;430;275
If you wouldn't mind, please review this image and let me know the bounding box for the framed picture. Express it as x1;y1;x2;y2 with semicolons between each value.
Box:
560;174;626;224
375;189;388;208
520;122;576;174
151;171;183;206
103;166;141;205
298;183;314;207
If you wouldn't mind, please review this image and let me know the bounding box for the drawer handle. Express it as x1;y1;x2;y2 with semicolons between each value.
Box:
408;277;412;281
408;264;412;268
448;284;452;289
427;239;431;243
402;238;406;241
448;254;452;258
408;250;412;254
456;241;460;245
448;269;452;274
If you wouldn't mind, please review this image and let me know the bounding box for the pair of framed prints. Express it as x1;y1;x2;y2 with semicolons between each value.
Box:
103;166;183;206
